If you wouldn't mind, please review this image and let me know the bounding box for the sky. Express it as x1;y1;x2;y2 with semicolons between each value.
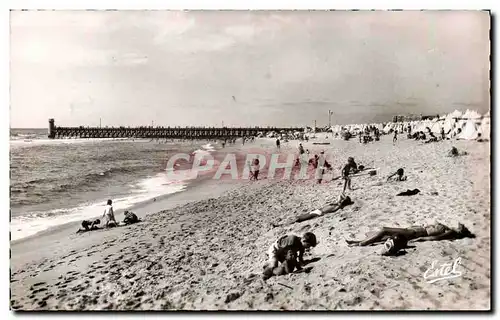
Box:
10;10;490;128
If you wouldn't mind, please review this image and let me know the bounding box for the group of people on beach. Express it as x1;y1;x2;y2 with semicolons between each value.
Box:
76;199;140;234
262;142;476;280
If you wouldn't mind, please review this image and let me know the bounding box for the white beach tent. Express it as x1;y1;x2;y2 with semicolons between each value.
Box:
430;120;443;134
442;115;456;135
478;115;490;139
450;110;463;119
456;119;479;140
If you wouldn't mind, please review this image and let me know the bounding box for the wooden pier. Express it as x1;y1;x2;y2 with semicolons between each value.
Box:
47;119;303;139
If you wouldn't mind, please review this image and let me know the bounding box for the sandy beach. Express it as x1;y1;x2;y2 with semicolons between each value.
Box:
10;136;490;310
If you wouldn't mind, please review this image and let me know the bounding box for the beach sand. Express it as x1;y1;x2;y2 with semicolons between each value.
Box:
10;136;490;310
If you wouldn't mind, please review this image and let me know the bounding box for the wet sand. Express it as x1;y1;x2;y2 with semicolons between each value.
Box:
10;136;490;310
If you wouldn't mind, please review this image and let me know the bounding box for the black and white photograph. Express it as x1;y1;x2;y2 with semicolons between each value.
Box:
9;8;491;311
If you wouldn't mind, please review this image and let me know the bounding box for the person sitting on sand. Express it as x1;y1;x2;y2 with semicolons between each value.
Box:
103;199;118;228
387;168;407;181
76;219;101;233
263;232;317;272
123;210;140;225
476;133;486;143
346;222;475;247
342;157;358;193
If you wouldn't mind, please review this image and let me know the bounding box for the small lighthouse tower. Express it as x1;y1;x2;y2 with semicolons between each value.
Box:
48;118;55;138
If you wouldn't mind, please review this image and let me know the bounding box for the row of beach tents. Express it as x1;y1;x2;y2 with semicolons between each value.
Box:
322;109;490;141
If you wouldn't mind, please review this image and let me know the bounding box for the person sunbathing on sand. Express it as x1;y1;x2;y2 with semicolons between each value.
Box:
263;232;317;274
387;168;407;181
274;194;353;227
345;222;475;247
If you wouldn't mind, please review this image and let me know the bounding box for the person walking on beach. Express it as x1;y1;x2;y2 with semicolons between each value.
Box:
250;158;260;181
276;138;281;150
342;157;358;193
316;151;331;184
298;143;305;155
393;130;398;145
103;199;117;228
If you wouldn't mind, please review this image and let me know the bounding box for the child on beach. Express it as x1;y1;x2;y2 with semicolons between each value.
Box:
393;130;398;145
342;157;358;192
103;199;117;228
250;158;260;181
263;232;317;272
123;210;140;225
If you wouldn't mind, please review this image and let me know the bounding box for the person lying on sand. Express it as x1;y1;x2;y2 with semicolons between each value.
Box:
275;194;353;226
396;188;420;196
448;146;468;157
345;222;475;247
387;168;407;182
76;219;101;233
263;232;317;274
123;210;140;225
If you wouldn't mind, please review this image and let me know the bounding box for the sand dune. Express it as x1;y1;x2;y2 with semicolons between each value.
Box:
10;136;490;310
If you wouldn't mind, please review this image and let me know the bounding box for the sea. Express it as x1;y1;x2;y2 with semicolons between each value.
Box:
10;128;218;241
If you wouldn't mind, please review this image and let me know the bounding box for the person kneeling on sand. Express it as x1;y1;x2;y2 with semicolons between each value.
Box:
345;222;475;248
123;210;140;225
262;233;317;279
76;219;101;233
103;199;118;228
387;168;407;182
